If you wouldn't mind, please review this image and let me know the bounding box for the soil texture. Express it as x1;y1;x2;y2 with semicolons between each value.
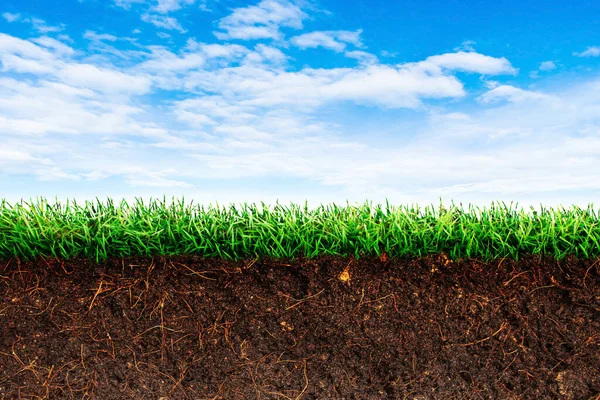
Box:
1;254;599;399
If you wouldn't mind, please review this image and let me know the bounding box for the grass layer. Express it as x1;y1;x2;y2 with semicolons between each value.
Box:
1;197;600;262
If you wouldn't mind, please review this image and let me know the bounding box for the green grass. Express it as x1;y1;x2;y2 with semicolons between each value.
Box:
1;197;599;262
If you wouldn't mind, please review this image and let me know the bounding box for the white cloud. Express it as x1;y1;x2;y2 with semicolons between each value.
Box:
539;60;556;71
0;148;35;162
84;30;118;42
185;40;248;59
214;25;276;41
125;169;193;187
29;17;65;33
41;81;97;98
114;0;146;9
174;96;257;121
321;64;464;107
141;13;186;32
2;12;20;22
0;116;55;135
0;77;161;139
179;51;513;110
35;166;81;181
0;33;151;92
574;46;600;57
136;42;269;86
0;33;54;59
344;50;378;65
57;63;153;94
530;60;557;78
57;34;72;42
1;54;55;74
430;112;471;122
243;43;287;65
173;109;216;126
291;29;363;52
152;0;195;13
139;46;205;72
455;40;476;52
140;67;600;207
424;51;517;75
31;36;75;56
0;33;511;140
113;0;198;13
478;85;557;104
214;0;307;40
482;80;499;89
198;0;211;12
380;50;397;58
1;14;64;33
4;11;600;208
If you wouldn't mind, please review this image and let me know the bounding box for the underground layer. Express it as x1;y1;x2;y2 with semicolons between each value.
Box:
1;254;599;399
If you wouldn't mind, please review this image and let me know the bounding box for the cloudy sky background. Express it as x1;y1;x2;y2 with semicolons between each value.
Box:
1;0;600;210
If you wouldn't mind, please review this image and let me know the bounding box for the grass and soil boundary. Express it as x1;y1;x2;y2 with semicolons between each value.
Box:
1;199;599;399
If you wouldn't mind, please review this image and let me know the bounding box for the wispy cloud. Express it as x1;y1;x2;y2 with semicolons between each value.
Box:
574;46;600;57
114;0;146;10
1;13;64;33
151;0;195;13
141;13;186;32
243;43;287;65
291;29;363;52
58;64;153;94
29;18;65;33
198;0;211;12
31;36;76;56
178;61;471;109
0;33;151;95
0;75;157;135
0;33;59;63
344;50;378;65
84;30;118;42
114;0;197;13
478;85;557;104
114;0;196;32
1;12;20;23
138;46;206;72
454;40;477;52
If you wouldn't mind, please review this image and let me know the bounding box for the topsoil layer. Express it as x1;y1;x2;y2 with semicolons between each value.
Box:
1;254;599;400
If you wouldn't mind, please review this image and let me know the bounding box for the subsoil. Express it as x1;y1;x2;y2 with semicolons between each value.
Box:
1;253;599;400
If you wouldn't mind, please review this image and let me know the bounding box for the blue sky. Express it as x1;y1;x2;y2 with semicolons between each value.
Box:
1;0;600;209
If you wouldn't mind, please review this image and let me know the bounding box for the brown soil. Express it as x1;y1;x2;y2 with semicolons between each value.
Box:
1;254;599;399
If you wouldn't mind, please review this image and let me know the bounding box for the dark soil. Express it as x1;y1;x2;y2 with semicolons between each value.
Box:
1;254;599;399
